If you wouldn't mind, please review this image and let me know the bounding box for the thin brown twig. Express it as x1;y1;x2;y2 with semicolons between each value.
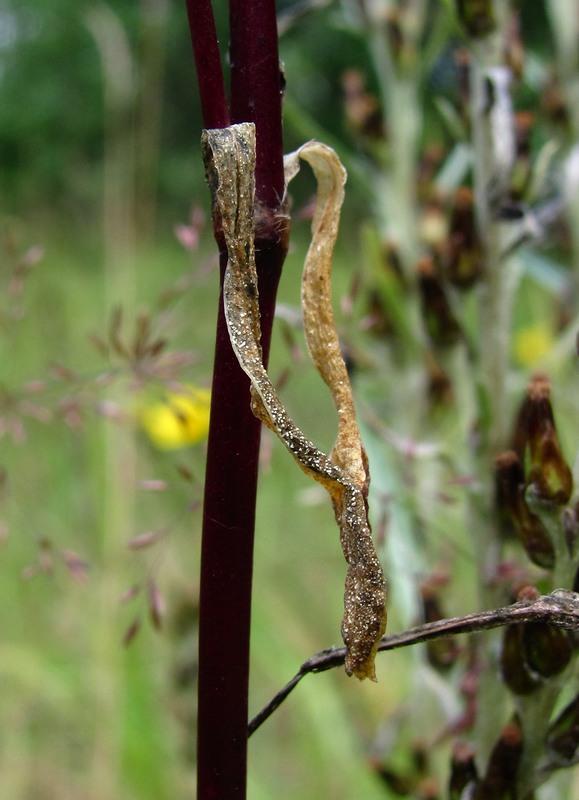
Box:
248;590;579;736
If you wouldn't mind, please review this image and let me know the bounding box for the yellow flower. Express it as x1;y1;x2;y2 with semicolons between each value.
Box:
140;386;211;449
514;324;553;367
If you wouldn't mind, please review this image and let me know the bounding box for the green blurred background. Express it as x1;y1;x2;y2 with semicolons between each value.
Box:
1;0;578;798
0;2;407;797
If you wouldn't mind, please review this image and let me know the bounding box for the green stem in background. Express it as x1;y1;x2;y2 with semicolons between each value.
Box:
135;0;170;239
86;4;137;795
186;0;287;797
465;0;523;767
546;1;579;295
354;0;430;453
469;8;515;462
359;0;426;276
546;0;579;137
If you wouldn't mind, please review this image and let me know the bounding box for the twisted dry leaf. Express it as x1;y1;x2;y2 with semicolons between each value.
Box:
201;123;386;679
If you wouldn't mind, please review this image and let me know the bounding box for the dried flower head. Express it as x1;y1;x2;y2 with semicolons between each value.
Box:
511;375;573;505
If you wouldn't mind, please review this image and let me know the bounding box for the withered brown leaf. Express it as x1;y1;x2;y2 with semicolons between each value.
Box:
202;123;386;680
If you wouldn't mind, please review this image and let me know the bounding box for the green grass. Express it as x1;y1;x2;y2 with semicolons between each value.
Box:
3;199;578;797
1;224;424;799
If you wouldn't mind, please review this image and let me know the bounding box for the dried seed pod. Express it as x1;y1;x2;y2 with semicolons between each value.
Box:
541;70;569;127
521;622;573;678
546;693;579;765
449;741;478;800
494;451;555;569
513;496;555;568
500;624;542;695
373;765;413;795
510;111;534;201
420;579;460;670
341;69;384;139
511;375;573;506
494;449;520;540
425;354;454;407
529;422;573;505
416;777;439;799
455;0;496;38
473;720;523;799
417;256;462;347
562;506;579;557
446;187;483;288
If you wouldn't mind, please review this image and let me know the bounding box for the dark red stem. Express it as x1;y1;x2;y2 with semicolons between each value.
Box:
185;0;229;129
229;0;285;205
186;1;287;798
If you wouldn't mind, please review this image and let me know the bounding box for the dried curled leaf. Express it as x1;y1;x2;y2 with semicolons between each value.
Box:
202;123;386;679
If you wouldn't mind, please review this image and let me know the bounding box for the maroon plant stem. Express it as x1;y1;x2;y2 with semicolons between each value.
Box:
185;0;229;129
197;253;283;799
187;0;287;797
229;0;285;204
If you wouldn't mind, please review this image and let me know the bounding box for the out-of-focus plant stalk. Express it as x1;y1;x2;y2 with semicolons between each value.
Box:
86;5;137;795
135;0;170;238
358;1;429;409
546;1;579;296
461;0;517;763
546;1;579;136
354;0;430;441
469;4;515;459
361;0;425;275
186;0;287;797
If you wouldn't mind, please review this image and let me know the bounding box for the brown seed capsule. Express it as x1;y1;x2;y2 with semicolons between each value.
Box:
425;354;454;407
501;625;542;695
473;719;523;799
416;777;439;800
501;624;543;696
417;256;462;347
421;579;460;670
446;187;483;288
341;69;384;140
510;111;534;201
495;450;524;535
494;451;555;569
546;693;579;764
365;243;405;339
449;741;478;799
511;374;553;459
528;423;573;505
455;0;497;38
511;376;573;506
373;764;413;794
541;70;569;127
562;506;579;557
521;622;573;678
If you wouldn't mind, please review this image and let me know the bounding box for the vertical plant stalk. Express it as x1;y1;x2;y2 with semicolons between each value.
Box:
353;0;431;631
186;0;287;797
135;0;170;238
86;7;137;796
356;0;430;421
546;1;579;295
468;5;516;585
466;0;517;763
470;33;515;461
357;0;427;278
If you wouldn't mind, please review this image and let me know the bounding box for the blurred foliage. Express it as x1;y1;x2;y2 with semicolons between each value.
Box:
0;0;567;225
0;0;210;225
2;0;579;798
